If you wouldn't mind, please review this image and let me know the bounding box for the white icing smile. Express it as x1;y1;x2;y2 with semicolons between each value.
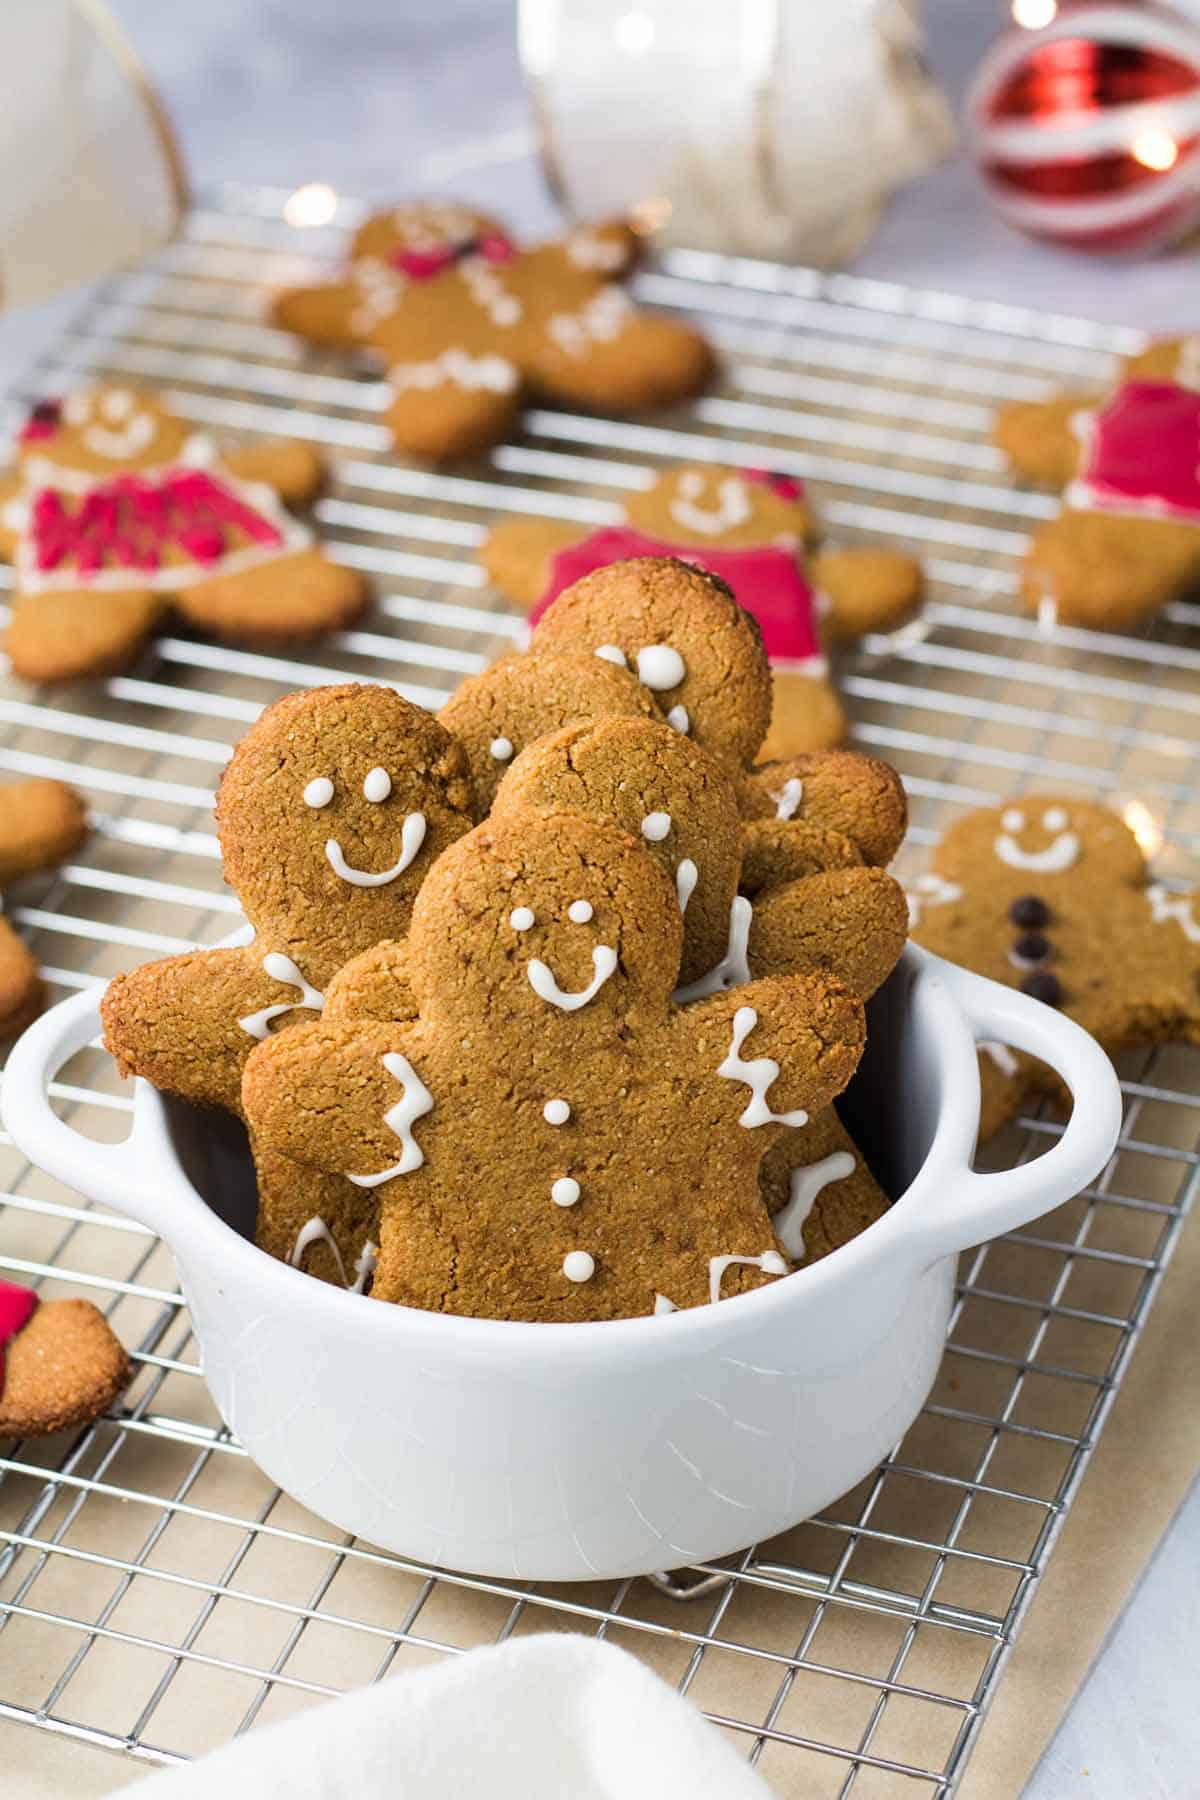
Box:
668;473;752;536
993;806;1079;874
69;390;157;461
325;813;427;887
527;945;617;1011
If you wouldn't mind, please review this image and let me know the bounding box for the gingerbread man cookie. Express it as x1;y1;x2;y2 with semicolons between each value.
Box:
1;778;88;1034
272;203;712;461
243;810;866;1321
0;386;366;680
994;336;1200;631
483;463;922;759
102;685;476;1280
0;1277;129;1437
908;795;1200;1138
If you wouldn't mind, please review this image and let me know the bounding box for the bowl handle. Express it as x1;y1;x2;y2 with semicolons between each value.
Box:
2;987;178;1236
910;961;1123;1264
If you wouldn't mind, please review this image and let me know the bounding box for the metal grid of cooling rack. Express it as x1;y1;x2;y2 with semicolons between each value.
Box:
1;184;1198;1797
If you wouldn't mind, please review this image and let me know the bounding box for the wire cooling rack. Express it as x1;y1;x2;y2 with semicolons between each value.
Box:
1;185;1198;1798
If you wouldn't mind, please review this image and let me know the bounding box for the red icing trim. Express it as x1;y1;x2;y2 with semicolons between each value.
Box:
388;234;515;279
18;400;62;445
533;526;822;666
1075;381;1200;526
0;1277;38;1393
28;469;284;581
742;466;805;503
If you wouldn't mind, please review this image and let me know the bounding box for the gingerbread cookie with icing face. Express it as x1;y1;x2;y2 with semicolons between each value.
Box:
0;1278;129;1437
1;778;88;1034
273;203;710;462
102;685;476;1281
994;337;1200;631
0;386;366;681
243;809;866;1322
908;795;1200;1138
481;463;922;760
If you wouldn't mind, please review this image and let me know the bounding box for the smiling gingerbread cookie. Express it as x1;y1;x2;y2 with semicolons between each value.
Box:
482;463;922;759
243;810;866;1321
0;385;366;680
908;795;1200;1137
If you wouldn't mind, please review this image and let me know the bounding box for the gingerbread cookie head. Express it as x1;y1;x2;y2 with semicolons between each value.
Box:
624;463;811;549
437;646;661;814
217;684;474;986
405;809;684;1039
14;387;191;481
529;558;772;773
929;797;1143;900
492;716;743;985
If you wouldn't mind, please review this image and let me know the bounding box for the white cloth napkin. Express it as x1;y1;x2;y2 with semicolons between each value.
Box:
127;1633;776;1799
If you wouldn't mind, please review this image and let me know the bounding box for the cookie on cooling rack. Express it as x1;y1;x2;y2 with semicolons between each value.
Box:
481;462;922;761
908;794;1200;1137
0;385;366;681
270;201;713;461
0;1278;129;1437
994;337;1200;631
1;778;88;1035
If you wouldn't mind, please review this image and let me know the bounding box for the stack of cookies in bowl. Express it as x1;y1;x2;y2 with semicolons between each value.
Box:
102;557;912;1323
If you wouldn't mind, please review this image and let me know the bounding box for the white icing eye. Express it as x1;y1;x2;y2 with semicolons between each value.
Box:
64;394;90;427
363;767;391;802
103;389;133;420
551;1177;580;1207
641;811;671;842
1042;806;1068;831
562;1250;595;1282
303;777;334;808
595;644;627;668
567;899;593;923
510;906;535;931
666;705;690;734
543;1098;570;1125
489;736;513;762
636;644;686;690
1001;808;1024;832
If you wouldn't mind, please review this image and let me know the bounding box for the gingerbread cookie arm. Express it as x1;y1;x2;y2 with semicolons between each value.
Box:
0;915;42;1036
174;548;367;643
251;1132;380;1288
739;820;861;894
102;946;323;1116
0;473;22;561
269;281;370;348
809;547;922;643
479;517;591;608
324;939;416;1024
741;750;908;866
523;306;714;414
242;1018;427;1177
748;866;909;1001
0;779;87;884
6;587;167;682
218;440;324;507
994;393;1087;488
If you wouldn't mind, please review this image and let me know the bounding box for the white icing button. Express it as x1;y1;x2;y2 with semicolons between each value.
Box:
303;777;334;808
490;736;514;762
562;1250;595;1283
1001;808;1024;832
666;705;690;734
568;899;593;924
543;1098;570;1125
363;766;391;802
641;811;671;842
636;644;686;690
1042;806;1068;831
551;1177;581;1207
510;906;535;931
594;644;627;668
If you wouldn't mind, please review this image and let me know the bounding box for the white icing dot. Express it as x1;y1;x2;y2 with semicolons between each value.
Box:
490;736;514;762
303;777;334;808
362;766;391;803
510;906;535;931
595;644;628;668
641;811;671;842
1002;808;1024;832
1042;806;1068;831
666;705;690;734
675;858;699;914
543;1098;570;1125
562;1250;595;1283
568;899;594;923
636;644;686;691
551;1177;581;1207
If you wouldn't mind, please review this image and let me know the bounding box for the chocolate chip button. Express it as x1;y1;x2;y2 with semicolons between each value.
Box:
1020;970;1062;1007
1013;932;1051;964
1009;895;1050;929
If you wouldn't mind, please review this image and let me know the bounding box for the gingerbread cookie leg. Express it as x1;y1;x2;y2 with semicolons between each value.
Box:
0;1280;129;1437
993;394;1094;489
810;547;923;642
479;517;590;609
175;548;367;644
6;587;167;682
383;367;524;464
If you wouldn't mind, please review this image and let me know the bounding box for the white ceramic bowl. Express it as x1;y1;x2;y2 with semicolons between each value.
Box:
3;946;1121;1582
